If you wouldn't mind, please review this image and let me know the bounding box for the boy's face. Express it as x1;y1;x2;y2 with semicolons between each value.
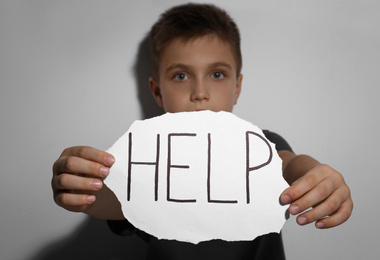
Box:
149;36;242;113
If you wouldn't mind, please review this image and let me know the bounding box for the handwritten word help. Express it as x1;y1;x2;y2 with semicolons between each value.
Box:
105;111;288;243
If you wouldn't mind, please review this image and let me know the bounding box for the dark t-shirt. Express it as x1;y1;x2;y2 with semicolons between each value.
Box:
108;130;293;260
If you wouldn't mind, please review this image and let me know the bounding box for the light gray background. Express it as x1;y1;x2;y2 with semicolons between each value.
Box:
1;0;378;259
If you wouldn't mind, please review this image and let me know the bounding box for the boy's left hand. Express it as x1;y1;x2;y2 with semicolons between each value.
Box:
280;164;353;229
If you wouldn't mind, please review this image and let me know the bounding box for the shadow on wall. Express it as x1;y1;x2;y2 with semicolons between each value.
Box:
135;34;165;119
32;35;160;259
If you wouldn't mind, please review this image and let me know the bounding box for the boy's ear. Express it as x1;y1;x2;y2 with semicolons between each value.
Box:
234;74;243;104
149;77;164;107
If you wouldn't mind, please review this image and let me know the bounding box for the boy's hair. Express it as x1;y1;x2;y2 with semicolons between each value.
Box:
149;3;242;78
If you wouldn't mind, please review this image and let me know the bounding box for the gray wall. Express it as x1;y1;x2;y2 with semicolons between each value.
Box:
1;0;378;259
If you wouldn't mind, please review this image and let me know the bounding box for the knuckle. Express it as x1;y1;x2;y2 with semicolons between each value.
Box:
338;210;350;223
53;158;67;174
316;184;330;199
57;174;69;189
318;163;331;172
348;198;354;210
62;147;72;156
304;174;318;188
319;164;334;175
342;207;352;221
342;200;354;218
326;199;340;213
341;185;351;199
333;171;345;183
286;188;298;200
64;156;76;172
78;146;90;158
62;146;78;158
56;193;69;206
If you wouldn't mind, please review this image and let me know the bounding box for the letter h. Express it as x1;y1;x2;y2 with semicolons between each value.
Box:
127;132;160;201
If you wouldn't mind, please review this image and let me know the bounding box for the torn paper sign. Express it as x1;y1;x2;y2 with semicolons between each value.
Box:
105;111;289;244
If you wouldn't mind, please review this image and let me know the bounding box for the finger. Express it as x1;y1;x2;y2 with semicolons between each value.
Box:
294;183;352;226
288;175;337;215
294;188;344;225
54;173;103;192
62;146;115;167
54;192;96;211
54;156;110;178
281;169;327;205
315;199;353;229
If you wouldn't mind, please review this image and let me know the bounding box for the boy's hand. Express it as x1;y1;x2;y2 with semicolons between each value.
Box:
52;146;115;213
280;163;353;229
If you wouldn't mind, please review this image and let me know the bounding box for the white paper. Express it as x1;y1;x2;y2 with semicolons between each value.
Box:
105;111;289;244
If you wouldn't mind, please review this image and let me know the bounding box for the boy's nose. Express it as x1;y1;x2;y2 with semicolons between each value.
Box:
191;79;210;102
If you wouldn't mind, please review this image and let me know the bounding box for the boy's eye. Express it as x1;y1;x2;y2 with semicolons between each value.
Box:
211;72;225;80
173;73;189;81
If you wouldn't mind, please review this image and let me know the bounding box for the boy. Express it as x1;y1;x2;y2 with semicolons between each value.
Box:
52;3;353;259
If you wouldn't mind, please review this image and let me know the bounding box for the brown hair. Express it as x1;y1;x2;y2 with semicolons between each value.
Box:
149;3;242;78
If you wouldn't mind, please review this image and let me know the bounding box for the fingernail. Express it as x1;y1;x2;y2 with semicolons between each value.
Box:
290;205;300;215
93;180;103;190
100;167;109;177
316;222;325;229
281;194;292;204
298;216;308;225
105;156;115;166
87;195;96;203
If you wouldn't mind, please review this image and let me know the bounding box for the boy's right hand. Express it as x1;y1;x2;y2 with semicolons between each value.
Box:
52;146;115;213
